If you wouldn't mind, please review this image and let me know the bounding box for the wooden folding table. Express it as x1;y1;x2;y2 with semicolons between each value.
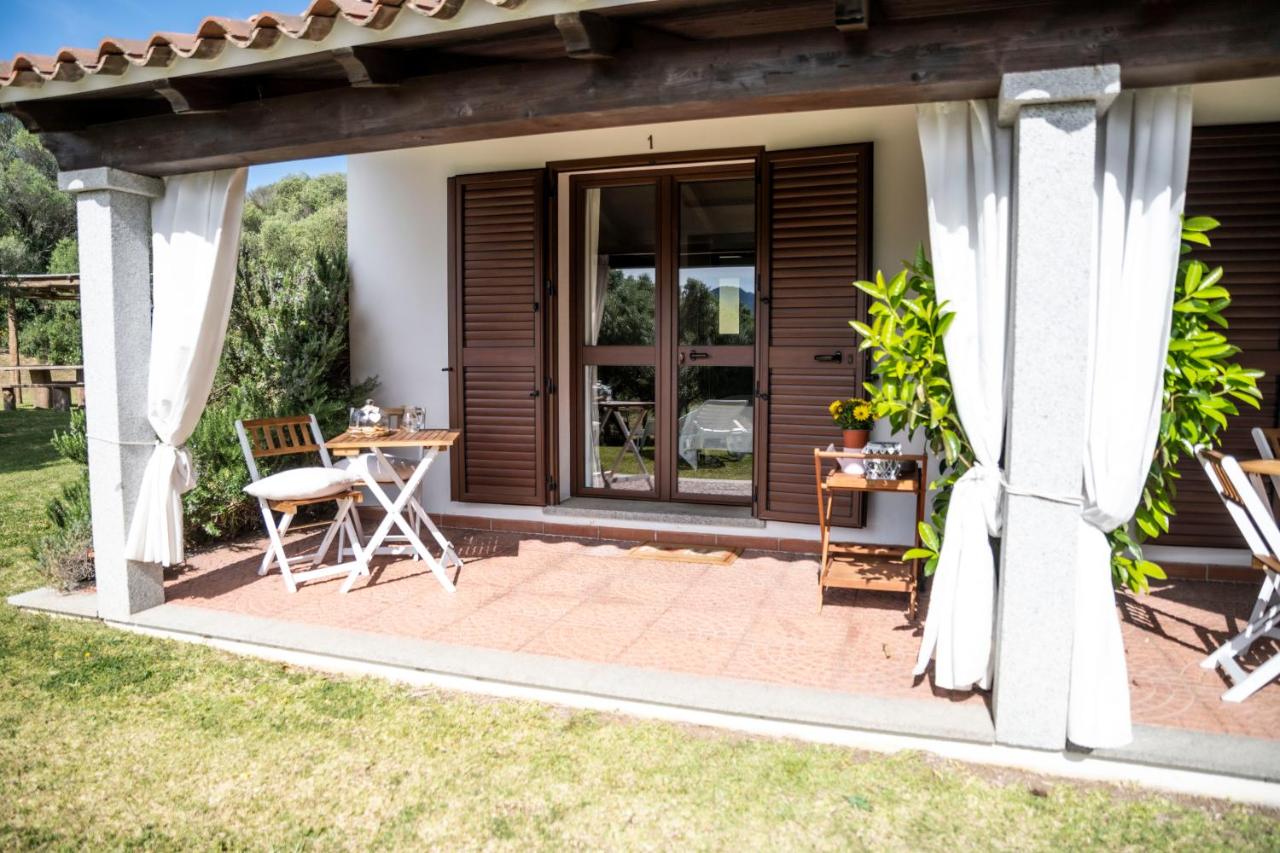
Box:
326;428;463;593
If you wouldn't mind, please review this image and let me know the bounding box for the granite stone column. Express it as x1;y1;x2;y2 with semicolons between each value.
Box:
58;167;165;620
992;66;1119;749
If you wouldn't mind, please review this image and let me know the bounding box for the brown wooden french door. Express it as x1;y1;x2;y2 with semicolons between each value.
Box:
570;164;758;505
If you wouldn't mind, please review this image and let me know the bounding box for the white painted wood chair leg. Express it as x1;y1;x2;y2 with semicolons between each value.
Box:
311;498;353;566
1201;574;1279;670
1223;651;1280;703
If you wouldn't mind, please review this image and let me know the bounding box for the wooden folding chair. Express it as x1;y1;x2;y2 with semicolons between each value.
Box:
1197;449;1280;702
235;415;368;593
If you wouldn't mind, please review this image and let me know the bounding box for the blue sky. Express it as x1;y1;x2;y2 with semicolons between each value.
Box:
0;0;346;187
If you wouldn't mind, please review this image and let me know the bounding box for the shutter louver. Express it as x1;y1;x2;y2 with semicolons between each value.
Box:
1166;124;1280;547
757;145;872;525
448;170;547;505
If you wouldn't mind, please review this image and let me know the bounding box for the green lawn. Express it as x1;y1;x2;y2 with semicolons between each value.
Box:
1;409;1278;849
600;444;753;481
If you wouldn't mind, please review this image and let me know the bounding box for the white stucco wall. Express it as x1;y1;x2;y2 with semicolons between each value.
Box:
349;102;927;543
348;76;1280;548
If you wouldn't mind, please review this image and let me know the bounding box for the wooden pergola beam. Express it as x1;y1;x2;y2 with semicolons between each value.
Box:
555;11;620;59
330;46;413;87
834;0;869;32
155;77;238;115
31;0;1280;176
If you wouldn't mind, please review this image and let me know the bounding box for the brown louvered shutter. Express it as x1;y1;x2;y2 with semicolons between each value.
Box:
756;144;872;525
1165;124;1280;546
447;170;547;505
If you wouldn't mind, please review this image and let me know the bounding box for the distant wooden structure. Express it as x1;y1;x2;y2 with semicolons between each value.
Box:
2;273;83;410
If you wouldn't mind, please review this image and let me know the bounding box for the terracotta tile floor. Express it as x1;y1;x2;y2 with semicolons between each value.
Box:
162;527;1280;742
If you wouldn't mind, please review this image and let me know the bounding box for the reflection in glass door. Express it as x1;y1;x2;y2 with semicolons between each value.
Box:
573;167;756;505
579;181;659;497
676;178;756;501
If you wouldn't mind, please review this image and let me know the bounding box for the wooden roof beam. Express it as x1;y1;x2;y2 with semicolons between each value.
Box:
34;0;1280;176
835;0;869;32
330;45;412;87
155;77;238;115
555;12;620;60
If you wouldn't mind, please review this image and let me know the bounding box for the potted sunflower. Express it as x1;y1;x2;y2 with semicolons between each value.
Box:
828;397;874;450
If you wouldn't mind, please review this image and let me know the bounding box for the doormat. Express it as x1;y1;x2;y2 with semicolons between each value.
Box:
628;541;741;566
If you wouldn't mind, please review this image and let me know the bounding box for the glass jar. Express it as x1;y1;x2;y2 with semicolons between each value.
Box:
402;405;424;431
350;399;386;435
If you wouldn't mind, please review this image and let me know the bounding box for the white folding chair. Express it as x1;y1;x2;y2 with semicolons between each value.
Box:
1252;427;1280;514
236;415;369;593
1196;449;1280;702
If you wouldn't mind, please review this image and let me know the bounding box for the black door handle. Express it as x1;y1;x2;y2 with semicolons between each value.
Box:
813;351;842;363
688;350;710;361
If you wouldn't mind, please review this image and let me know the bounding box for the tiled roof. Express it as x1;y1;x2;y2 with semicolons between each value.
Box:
0;0;525;89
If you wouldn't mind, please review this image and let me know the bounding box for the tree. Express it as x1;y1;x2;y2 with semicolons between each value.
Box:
0;114;80;362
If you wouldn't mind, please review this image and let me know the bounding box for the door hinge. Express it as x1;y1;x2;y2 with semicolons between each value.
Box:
546;473;558;492
545;377;557;395
546;277;557;297
532;300;540;313
754;382;770;402
529;389;541;398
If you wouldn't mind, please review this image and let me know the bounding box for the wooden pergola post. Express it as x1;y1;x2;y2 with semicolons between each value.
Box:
4;291;16;409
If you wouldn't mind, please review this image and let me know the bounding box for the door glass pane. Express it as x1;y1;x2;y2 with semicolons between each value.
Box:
677;366;753;498
583;184;657;347
584;365;656;493
678;179;756;347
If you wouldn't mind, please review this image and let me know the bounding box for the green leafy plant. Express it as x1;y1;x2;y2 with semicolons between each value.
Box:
852;224;1262;591
1110;217;1263;591
851;246;969;576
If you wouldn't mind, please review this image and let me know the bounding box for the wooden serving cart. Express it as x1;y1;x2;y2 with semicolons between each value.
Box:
813;448;928;618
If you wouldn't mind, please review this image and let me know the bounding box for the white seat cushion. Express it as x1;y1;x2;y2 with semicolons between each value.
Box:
243;466;361;501
335;453;418;483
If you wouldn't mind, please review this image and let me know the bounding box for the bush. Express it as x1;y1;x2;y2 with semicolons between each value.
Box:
33;410;93;590
183;247;376;544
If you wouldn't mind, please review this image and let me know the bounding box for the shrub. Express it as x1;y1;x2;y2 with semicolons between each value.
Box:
33;410;93;590
183;247;377;544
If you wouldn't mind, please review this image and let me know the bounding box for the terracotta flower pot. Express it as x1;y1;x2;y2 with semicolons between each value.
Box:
842;428;870;449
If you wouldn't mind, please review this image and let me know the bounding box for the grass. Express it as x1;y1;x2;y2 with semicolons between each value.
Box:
1;409;1278;849
599;444;753;481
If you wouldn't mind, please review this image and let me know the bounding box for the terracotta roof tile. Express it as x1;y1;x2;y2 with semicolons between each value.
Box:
0;0;527;90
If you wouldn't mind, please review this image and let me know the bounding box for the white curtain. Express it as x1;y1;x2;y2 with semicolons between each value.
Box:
912;101;1012;690
1069;87;1192;748
125;168;248;565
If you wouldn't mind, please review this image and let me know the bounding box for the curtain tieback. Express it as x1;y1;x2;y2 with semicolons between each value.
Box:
151;441;198;494
999;477;1083;508
86;433;161;447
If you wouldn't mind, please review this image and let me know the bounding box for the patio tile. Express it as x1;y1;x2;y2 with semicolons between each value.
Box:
431;612;554;652
616;628;738;676
558;599;667;633
520;619;639;663
472;591;581;623
648;605;757;644
166;527;1280;743
721;638;844;690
